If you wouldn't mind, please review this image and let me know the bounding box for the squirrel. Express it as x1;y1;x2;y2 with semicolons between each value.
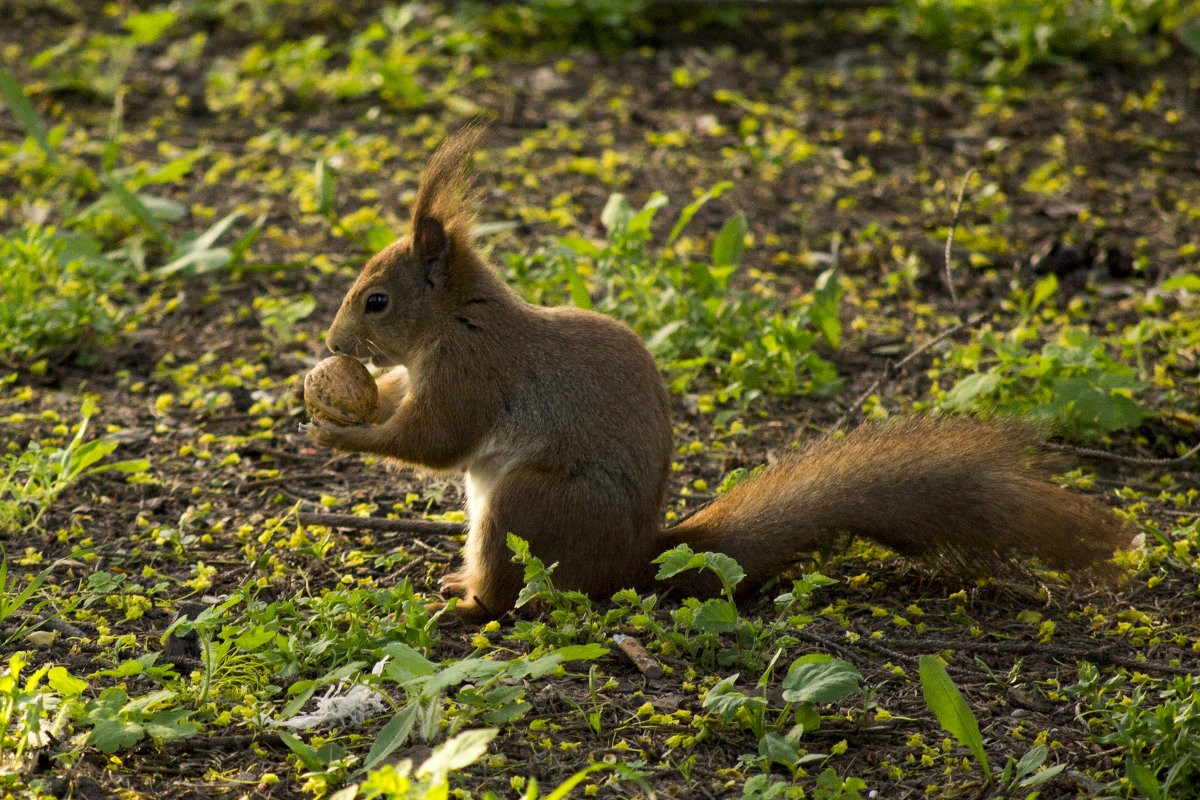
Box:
304;127;1135;620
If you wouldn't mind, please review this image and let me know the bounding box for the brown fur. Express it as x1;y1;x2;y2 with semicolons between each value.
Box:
307;130;1136;620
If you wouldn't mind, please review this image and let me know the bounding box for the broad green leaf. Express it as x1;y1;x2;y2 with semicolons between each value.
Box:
703;552;746;590
652;544;705;579
811;268;842;347
315;159;337;216
87;718;145;753
758;732;801;770
942;372;1001;411
693;599;741;633
416;728;497;779
1180;22;1200;57
47;666;88;696
125;9;176;43
280;682;316;720
556;235;600;257
1163;274;1200;292
380;642;436;681
559;253;594;311
483;701;532;725
143;708;198;741
781;656;863;705
919;655;990;779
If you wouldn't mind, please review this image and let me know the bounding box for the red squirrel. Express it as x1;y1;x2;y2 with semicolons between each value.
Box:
305;127;1134;620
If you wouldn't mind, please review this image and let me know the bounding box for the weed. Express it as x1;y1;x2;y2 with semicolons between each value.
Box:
703;652;862;772
921;655;1064;793
0;225;133;366
1067;663;1200;799
938;325;1154;441
0;398;149;533
0;653;85;778
891;0;1196;80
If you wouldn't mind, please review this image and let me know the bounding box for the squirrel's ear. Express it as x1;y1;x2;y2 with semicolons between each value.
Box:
414;215;450;284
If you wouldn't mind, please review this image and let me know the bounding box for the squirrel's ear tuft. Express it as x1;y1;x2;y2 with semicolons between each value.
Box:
415;214;450;281
411;122;487;248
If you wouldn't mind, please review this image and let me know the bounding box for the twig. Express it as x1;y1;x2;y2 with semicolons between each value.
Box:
828;311;987;434
878;635;1196;677
943;168;977;311
613;634;664;679
1040;439;1200;470
297;512;466;537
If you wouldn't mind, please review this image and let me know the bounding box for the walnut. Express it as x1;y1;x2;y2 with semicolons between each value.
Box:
303;355;379;426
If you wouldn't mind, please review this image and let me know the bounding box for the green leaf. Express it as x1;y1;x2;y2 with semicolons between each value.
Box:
483;701;532;725
556;236;600;257
667;182;731;245
559;252;594;311
125;10;177;44
380;642;436;682
704;552;746;591
629;193;669;236
758;731;801;770
919;655;991;780
652;544;705;579
942;372;1001;411
87;718;145;753
601;194;633;234
47;666;88;696
314;159;337;217
1162;274;1200;292
362;705;420;772
781;656;862;705
0;65;60;164
811;268;842;348
279;731;324;772
1031;273;1058;310
416;728;498;780
693;599;741;633
101;177;170;244
143;708;198;741
1180;22;1200;57
711;213;747;272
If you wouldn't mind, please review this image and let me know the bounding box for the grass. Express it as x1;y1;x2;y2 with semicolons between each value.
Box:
0;1;1198;798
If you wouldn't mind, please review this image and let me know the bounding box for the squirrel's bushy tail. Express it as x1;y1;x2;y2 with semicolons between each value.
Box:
658;418;1134;596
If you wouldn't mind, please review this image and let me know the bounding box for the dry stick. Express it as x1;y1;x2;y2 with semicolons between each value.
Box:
877;635;1196;677
297;512;466;537
827;311;987;435
943;168;977;312
1040;439;1200;470
612;634;664;679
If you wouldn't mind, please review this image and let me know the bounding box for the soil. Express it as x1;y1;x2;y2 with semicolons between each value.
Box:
1;3;1199;798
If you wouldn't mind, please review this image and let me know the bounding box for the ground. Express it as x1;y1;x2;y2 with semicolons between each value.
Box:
1;2;1199;799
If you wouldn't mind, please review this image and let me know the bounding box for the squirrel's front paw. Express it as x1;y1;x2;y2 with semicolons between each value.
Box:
302;418;363;451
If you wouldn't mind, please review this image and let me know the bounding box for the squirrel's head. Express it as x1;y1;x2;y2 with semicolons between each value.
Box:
326;125;485;367
326;216;453;367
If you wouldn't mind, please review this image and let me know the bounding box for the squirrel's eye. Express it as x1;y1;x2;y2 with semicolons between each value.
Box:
364;293;388;313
